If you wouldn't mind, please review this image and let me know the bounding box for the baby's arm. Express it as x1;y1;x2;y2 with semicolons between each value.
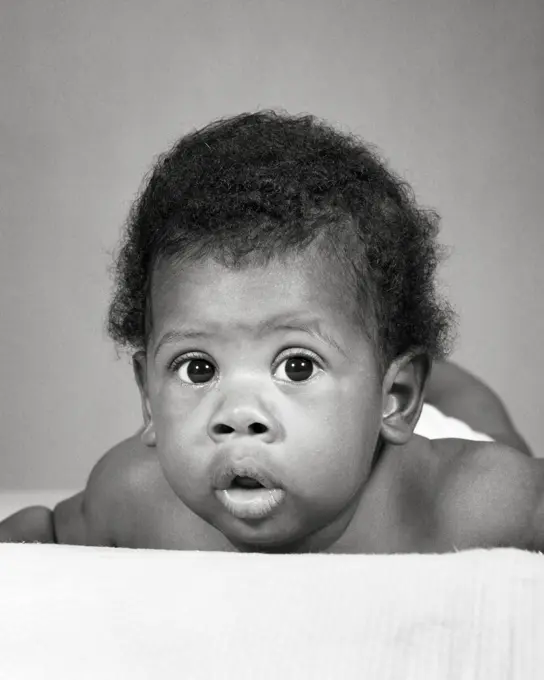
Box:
426;361;532;455
0;488;95;546
435;439;544;550
0;434;144;546
0;505;57;543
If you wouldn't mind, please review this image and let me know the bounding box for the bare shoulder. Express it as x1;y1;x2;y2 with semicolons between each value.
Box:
430;438;544;549
54;432;163;546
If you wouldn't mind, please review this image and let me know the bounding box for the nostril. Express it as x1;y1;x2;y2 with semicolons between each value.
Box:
213;424;234;435
211;423;268;436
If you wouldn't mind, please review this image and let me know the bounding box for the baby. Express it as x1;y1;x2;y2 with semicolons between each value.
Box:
1;111;542;554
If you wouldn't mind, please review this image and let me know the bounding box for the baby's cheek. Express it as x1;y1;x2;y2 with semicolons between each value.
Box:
322;394;381;467
152;402;203;485
152;386;199;438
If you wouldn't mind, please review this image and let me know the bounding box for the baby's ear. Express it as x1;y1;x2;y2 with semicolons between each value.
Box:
380;352;430;445
132;351;156;447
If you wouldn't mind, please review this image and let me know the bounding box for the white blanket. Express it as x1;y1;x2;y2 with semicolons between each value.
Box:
0;543;542;679
414;402;494;441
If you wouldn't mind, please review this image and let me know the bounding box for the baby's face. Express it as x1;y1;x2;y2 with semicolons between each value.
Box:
139;253;384;551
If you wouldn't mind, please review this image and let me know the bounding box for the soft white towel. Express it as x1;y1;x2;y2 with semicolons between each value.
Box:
0;543;542;679
415;403;494;441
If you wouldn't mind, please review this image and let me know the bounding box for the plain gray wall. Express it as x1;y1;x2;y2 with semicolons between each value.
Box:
1;0;543;490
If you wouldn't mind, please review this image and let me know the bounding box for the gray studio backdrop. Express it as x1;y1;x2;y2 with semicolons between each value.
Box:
1;0;542;490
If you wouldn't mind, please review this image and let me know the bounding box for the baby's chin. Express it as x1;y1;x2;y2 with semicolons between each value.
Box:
218;520;324;554
198;490;354;554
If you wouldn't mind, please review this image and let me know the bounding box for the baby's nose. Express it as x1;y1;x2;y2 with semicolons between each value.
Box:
210;420;269;437
208;400;279;443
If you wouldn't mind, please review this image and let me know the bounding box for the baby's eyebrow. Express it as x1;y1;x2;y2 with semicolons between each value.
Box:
154;315;348;358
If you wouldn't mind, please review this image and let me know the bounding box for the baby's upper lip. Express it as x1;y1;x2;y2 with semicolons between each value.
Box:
212;450;283;491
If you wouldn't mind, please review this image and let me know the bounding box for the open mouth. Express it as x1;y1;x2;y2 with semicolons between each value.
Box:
230;475;265;489
215;473;286;520
212;459;282;492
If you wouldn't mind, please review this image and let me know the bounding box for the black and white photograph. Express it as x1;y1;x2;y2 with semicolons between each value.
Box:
1;0;543;677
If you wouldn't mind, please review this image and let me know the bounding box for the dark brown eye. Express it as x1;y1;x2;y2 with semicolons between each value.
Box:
275;355;316;382
174;352;321;385
177;358;215;384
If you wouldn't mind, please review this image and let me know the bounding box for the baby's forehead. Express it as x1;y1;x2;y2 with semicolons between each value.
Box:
150;254;363;341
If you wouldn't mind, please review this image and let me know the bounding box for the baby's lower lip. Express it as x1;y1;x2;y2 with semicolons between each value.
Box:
215;487;286;520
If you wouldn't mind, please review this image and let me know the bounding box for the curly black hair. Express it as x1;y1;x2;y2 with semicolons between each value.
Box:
107;110;455;371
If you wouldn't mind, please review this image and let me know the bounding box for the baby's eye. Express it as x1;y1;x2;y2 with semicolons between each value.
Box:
175;357;216;385
172;351;322;386
274;354;321;383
